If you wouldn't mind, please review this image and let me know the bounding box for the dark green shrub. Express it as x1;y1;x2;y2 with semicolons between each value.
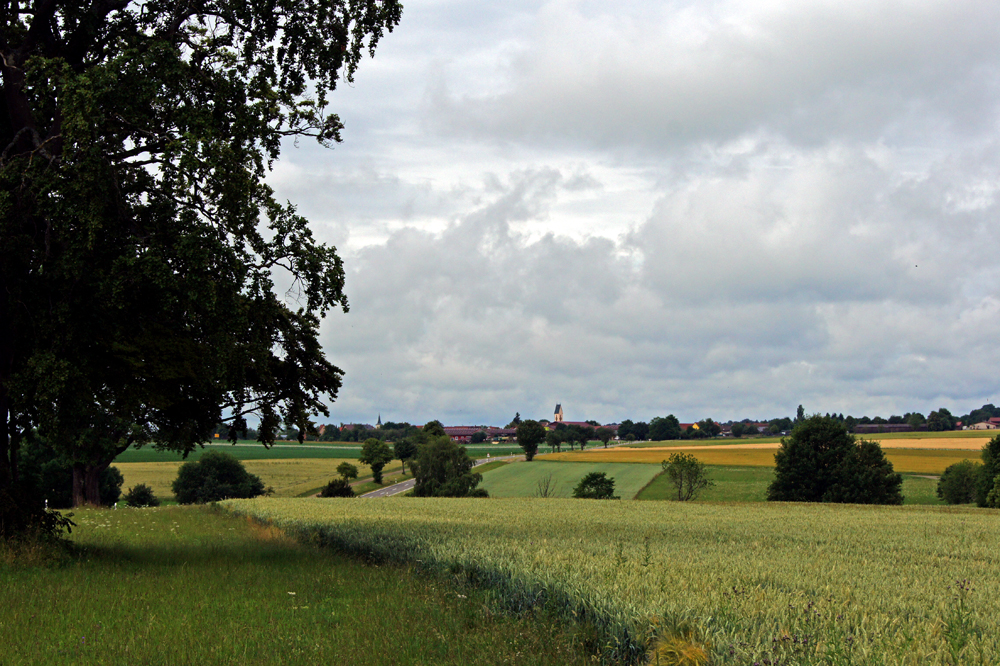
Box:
0;485;75;541
411;436;487;497
172;450;267;504
123;483;161;508
937;461;981;504
336;462;358;481
768;415;902;504
572;472;619;499
319;478;355;498
976;435;1000;507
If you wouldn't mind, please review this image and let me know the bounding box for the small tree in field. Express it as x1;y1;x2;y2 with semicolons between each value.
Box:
359;438;394;485
596;427;614;448
336;462;359;481
661;453;713;501
572;472;619;499
517;420;546;461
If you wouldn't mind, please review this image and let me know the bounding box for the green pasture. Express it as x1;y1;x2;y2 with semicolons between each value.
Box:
479;461;661;499
0;506;582;666
635;466;943;505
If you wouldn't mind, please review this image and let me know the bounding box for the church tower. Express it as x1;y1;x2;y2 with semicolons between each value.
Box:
554;404;564;422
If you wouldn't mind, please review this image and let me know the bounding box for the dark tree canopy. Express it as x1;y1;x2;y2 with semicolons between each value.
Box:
172;450;266;504
359;438;393;485
977;434;1000;507
937;460;981;505
0;1;402;512
516;420;546;461
572;472;618;500
648;415;681;441
767;415;902;504
411;436;486;498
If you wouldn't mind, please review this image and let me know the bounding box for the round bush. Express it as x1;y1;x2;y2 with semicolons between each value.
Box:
123;483;161;508
319;478;355;498
172;450;267;504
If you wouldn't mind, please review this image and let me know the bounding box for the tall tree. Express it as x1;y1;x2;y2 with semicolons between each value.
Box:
516;420;546;461
648;415;681;441
1;1;402;509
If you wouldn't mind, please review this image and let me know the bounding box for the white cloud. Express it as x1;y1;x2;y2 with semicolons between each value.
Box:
266;0;1000;425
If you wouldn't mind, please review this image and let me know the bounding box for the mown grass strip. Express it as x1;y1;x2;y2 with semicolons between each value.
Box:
0;506;586;666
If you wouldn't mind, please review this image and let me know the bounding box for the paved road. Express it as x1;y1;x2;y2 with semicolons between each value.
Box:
360;454;523;498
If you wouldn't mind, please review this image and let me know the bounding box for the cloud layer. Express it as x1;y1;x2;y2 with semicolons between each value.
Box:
270;0;1000;425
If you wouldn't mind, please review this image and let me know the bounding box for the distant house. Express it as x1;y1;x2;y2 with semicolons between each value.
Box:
970;421;999;430
442;426;518;442
341;423;374;432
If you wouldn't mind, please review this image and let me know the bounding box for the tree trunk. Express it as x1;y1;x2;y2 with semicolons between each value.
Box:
72;464;86;507
84;464;106;506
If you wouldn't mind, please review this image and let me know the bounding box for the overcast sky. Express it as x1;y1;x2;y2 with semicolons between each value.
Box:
269;0;1000;426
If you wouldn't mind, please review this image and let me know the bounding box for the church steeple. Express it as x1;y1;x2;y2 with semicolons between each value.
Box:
376;414;382;428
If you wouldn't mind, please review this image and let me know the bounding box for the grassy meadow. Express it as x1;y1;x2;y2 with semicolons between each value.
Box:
0;506;585;666
115;459;406;501
479;461;661;499
633;466;943;505
226;497;1000;666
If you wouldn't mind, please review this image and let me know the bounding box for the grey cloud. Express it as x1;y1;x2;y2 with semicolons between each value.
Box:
429;0;1000;150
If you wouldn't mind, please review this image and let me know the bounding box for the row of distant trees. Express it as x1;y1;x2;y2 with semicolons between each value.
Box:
216;402;1000;448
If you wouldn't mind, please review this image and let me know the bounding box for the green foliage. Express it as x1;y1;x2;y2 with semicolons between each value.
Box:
422;420;447;438
730;422;746;438
358;438;394;484
661;453;713;501
172;451;267;504
123;483;160;508
927;407;956;431
649;415;681;441
0;485;75;541
1;0;403;506
595;427;615;447
319;478;355;498
18;438;122;508
336;462;359;481
470;430;488;444
572;472;619;499
976;434;1000;507
937;460;982;504
393;438;418;474
768;415;903;504
516;420;546;461
411;437;487;498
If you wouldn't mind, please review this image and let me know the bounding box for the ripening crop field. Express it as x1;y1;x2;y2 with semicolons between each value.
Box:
539;447;978;474
224;497;1000;666
116;459;403;499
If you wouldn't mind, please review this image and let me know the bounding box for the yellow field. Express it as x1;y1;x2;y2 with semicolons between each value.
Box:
115;459;402;500
538;447;979;474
